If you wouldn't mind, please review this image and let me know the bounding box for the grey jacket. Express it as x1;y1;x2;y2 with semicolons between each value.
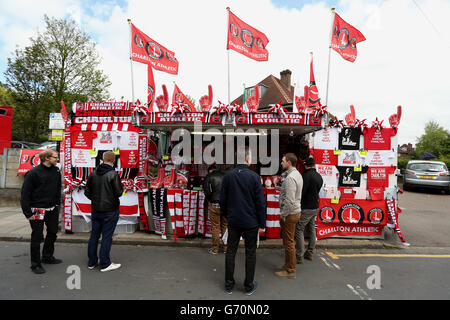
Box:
279;168;303;219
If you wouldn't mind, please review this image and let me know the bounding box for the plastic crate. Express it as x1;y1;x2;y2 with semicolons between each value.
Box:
114;223;138;234
71;216;92;233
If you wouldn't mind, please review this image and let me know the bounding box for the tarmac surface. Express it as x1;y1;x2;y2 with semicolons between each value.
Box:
2;186;449;250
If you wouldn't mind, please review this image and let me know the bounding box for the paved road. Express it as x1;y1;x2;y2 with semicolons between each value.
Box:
1;242;449;300
397;188;450;247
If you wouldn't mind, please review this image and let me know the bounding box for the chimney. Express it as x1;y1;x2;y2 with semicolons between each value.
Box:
280;69;291;89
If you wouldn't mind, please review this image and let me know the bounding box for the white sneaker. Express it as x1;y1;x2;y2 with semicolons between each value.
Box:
100;263;121;272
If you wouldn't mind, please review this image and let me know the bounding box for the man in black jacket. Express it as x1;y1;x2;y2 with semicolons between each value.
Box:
85;151;123;272
204;164;227;254
220;148;266;295
21;149;62;274
294;157;323;263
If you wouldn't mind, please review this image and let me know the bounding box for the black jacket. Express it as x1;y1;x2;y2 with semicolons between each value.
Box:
21;164;61;218
85;164;123;213
220;164;266;229
203;169;225;204
301;168;323;210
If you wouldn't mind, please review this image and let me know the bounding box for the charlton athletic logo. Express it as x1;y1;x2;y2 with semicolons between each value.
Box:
319;206;335;223
367;208;384;225
338;203;364;224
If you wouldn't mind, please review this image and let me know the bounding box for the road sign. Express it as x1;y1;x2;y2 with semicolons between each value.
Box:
50;129;64;141
49;113;65;129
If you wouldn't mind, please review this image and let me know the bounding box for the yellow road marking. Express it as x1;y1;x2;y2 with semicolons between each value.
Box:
325;251;450;260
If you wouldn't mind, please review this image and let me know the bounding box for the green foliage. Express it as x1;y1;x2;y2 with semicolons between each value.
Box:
397;157;411;171
415;121;450;158
0;83;14;106
4;15;111;142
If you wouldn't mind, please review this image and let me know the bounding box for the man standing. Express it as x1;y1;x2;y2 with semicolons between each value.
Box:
220;147;266;295
21;149;62;274
275;153;303;279
204;164;227;254
295;157;323;263
85;151;123;272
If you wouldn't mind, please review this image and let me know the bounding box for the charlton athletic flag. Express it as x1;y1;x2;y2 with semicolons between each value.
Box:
172;84;198;112
131;23;179;74
331;12;366;62
227;10;269;61
308;56;321;107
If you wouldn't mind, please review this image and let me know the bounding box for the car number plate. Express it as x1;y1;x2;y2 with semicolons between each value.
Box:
418;175;435;179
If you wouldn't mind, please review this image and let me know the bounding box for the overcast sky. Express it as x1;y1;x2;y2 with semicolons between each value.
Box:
1;0;449;146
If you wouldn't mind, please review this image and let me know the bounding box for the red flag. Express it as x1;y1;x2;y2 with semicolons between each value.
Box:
147;65;156;111
308;56;321;107
331;13;366;62
245;85;260;112
60;101;68;122
227;10;269;62
172;84;197;112
131;23;179;74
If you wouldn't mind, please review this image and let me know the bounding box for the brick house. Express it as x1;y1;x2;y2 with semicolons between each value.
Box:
231;69;295;112
398;143;415;157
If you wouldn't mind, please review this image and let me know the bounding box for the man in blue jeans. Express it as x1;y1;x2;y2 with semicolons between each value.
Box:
85;151;123;272
220;147;266;295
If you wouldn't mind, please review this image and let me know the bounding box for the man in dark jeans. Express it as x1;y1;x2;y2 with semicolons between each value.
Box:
204;164;227;254
220;147;266;295
21;149;62;274
295;157;323;263
85;151;123;272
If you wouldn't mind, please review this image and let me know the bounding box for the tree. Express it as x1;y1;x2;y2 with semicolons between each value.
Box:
0;82;14;106
4;15;111;142
415;121;450;158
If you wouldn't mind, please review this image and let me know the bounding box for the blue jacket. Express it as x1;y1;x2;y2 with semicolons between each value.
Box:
220;164;266;229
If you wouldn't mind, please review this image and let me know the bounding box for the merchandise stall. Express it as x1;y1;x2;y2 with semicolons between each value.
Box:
62;102;150;233
308;106;407;244
60;100;406;246
133;104;324;241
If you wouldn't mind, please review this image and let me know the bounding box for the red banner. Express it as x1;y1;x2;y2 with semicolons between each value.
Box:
172;84;198;112
227;10;269;61
308;56;321;107
147;65;155;110
131;23;179;74
18;149;43;175
331;12;366;62
316;198;388;239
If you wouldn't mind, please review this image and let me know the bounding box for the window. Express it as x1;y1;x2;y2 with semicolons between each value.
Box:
408;163;447;172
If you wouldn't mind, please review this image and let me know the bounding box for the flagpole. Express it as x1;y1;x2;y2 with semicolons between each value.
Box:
226;7;231;105
128;18;136;103
325;7;335;107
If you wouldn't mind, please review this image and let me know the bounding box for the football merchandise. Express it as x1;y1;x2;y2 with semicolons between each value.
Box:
316;164;339;187
363;150;395;167
337;166;365;187
363;127;396;151
313;127;339;150
93;131;118;150
71;131;97;149
338;127;361;150
311;149;338;166
366;166;397;188
338;150;364;167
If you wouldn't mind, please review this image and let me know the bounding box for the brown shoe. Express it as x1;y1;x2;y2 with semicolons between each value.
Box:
296;257;304;264
304;252;314;261
275;270;296;279
276;265;286;271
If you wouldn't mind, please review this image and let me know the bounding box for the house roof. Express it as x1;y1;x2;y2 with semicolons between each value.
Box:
231;74;295;112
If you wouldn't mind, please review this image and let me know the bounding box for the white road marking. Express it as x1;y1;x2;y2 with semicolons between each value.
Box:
347;284;364;300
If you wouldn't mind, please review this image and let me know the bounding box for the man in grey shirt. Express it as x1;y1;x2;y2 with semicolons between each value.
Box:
275;153;303;279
